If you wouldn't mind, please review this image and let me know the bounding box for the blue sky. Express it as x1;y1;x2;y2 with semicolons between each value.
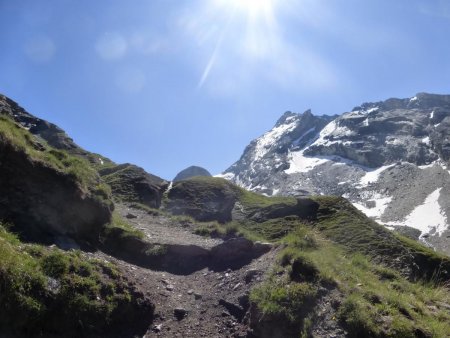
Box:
1;0;450;180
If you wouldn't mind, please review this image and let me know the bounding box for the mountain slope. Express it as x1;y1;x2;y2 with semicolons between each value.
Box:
223;93;450;255
1;92;450;337
0;94;169;209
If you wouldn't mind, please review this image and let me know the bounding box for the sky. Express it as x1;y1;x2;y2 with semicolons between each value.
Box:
1;0;450;180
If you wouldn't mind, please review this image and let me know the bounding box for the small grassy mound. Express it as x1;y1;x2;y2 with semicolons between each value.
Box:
0;223;153;337
166;176;240;222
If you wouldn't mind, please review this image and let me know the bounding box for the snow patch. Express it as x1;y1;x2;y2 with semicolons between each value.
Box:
359;164;395;186
401;188;448;236
310;120;355;147
385;138;404;146
253;119;297;160
366;107;379;113
430;110;434;119
410;96;418;102
353;195;392;219
293;127;316;146
285;150;329;174
418;161;438;169
215;172;235;180
421;136;430;146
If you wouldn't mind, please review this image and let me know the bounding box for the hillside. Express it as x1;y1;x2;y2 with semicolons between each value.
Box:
223;93;450;255
1;94;450;337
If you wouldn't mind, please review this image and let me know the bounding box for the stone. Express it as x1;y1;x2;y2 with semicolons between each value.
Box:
244;269;261;284
174;307;188;320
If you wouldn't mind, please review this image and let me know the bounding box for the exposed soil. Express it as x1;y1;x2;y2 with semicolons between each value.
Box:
91;204;279;337
115;204;223;249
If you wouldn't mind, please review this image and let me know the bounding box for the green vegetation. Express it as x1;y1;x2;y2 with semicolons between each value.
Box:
193;220;263;242
236;187;297;214
102;212;144;240
129;202;165;216
0;115;110;201
247;218;450;337
0;223;151;336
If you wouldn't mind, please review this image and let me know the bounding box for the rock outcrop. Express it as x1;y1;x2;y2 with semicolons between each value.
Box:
0;118;112;244
166;177;239;223
173;165;212;182
100;163;169;208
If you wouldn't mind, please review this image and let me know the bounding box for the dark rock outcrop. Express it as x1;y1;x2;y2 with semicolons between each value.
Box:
173;165;212;182
1;94;84;153
0;133;112;244
100;164;169;208
166;177;239;223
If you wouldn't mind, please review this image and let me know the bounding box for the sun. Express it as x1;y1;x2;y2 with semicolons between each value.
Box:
232;0;274;15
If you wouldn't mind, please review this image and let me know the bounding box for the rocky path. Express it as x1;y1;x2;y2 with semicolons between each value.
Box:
93;204;278;337
115;203;223;249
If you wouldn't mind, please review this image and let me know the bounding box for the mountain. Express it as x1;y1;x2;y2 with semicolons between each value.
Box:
173;165;212;182
223;93;450;255
1;93;450;337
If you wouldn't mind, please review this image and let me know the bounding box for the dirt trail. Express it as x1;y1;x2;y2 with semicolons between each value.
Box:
93;204;278;337
116;204;223;249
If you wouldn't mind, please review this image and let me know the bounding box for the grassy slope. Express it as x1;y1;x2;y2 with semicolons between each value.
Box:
0;224;153;336
0;114;156;335
175;177;450;337
0;115;111;203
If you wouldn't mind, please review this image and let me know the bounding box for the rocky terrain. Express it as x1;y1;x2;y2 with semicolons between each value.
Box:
222;93;450;255
1;93;450;337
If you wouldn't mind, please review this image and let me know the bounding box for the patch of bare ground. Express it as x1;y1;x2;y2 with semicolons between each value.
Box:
89;203;278;337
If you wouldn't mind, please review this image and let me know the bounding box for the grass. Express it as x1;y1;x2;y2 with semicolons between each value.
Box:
102;212;144;240
193;220;264;242
236;187;297;214
100;163;167;208
129;202;166;216
248;219;450;337
0;115;110;202
0;223;151;336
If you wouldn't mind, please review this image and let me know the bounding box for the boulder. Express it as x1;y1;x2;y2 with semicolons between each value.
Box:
166;177;239;222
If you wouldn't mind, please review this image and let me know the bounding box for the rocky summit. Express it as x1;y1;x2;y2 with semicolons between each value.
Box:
1;93;450;338
222;93;450;255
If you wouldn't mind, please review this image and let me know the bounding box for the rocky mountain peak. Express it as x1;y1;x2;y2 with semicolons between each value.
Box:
223;92;450;255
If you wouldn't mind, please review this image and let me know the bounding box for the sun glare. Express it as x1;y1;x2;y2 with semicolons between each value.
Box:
198;0;281;88
233;0;274;15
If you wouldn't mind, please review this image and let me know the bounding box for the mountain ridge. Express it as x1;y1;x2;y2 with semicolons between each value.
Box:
222;92;450;255
1;92;450;337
